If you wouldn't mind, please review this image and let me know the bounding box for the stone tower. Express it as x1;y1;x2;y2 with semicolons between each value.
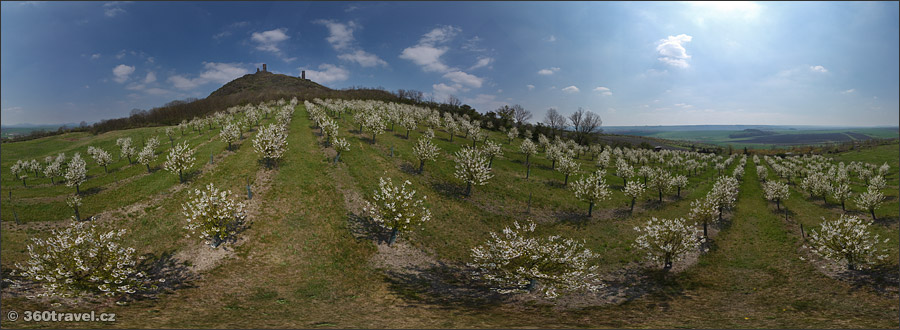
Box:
262;64;267;72
301;70;306;79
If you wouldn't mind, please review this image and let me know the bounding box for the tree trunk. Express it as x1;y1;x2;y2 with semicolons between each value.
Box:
419;160;425;174
146;164;151;173
630;198;636;212
372;133;376;144
388;228;398;246
588;202;593;217
179;170;183;183
551;159;556;170
76;184;80;194
104;165;108;173
526;164;531;179
703;220;708;238
406;129;410;139
489;156;494;169
677;186;681;197
841;200;845;212
870;208;877;221
465;182;472;197
658;189;663;202
472;138;476;147
74;208;80;222
564;173;569;185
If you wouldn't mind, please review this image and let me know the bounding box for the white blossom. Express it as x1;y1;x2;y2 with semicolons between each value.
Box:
362;177;431;245
806;214;888;270
633;217;703;271
182;183;246;248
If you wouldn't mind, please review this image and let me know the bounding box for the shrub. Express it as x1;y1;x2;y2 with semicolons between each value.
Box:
806;214;889;270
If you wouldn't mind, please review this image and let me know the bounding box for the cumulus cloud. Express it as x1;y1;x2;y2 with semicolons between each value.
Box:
463;94;507;112
315;20;356;51
90;53;101;60
338;50;388;67
168;62;250;90
809;65;828;73
399;25;460;73
527;84;535;90
316;20;387;68
546;35;556;42
144;72;156;84
593;86;612;96
537;67;560;75
656;34;693;68
562;85;579;93
432;83;460;100
303;64;349;84
400;45;450;72
443;71;483;88
251;28;290;53
469;57;493;70
841;88;856;94
112;64;135;83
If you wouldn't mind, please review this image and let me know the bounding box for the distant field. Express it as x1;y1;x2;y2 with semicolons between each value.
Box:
604;126;899;148
0;126;58;139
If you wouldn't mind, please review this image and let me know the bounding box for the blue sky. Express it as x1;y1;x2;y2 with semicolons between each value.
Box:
2;1;898;126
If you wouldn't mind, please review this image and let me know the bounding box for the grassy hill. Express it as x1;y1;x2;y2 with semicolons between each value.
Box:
1;103;897;328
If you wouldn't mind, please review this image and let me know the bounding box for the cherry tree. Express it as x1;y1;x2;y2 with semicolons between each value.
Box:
65;153;87;194
481;140;503;169
363;177;431;246
633;217;703;271
468;221;602;299
87;146;113;173
116;137;136;164
183;183;246;248
165;142;195;183
454;146;493;197
671;174;688;198
506;126;518;143
763;180;790;211
647;168;673;202
556;156;580;186
220;123;241;150
519;138;538;179
855;186;884;221
331;137;350;163
616;158;634;186
412;136;440;174
10;160;28;186
831;183;853;212
806;214;889;270
689;198;719;238
571;171;611;217
624;181;645;213
66;194;82;221
253;124;288;168
14;220;154;298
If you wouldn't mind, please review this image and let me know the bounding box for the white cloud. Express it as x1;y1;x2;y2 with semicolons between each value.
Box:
526;84;535;90
546;35;556;42
144;71;156;83
562;85;580;94
593;86;612;96
104;7;125;17
338;50;387;67
469;57;493;70
809;65;828;73
841;88;856;94
675;103;694;109
145;88;170;95
462;36;486;52
115;50;126;59
112;64;135;83
168;75;199;90
304;64;349;84
399;45;450;72
399;25;460;73
432;83;460;100
315;20;356;51
420;25;461;45
443;71;483;88
90;53;101;60
168;62;250;90
463;94;507;112
537;67;560;75
251;28;290;53
656;34;693;68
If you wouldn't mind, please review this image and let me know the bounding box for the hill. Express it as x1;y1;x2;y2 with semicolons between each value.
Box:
207;70;331;99
728;128;776;138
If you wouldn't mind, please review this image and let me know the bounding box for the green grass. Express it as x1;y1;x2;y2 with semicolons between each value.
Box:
1;105;897;328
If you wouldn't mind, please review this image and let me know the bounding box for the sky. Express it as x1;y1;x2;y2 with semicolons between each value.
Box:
2;1;898;127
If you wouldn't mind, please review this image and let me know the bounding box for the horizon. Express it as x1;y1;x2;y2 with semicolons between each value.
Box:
2;1;898;127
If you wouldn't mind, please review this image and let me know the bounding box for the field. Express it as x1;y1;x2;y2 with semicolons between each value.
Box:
1;102;898;328
603;126;900;149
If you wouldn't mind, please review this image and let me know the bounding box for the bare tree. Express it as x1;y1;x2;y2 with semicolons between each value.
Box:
447;94;462;107
543;107;567;132
576;111;602;144
568;107;585;134
512;104;532;126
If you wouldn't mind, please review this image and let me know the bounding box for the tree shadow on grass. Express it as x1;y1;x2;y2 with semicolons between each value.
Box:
430;181;465;199
839;264;900;297
135;250;198;298
346;212;392;245
382;261;507;309
79;186;104;196
399;162;419;175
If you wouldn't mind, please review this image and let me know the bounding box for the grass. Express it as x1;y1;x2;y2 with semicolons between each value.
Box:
0;105;897;328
